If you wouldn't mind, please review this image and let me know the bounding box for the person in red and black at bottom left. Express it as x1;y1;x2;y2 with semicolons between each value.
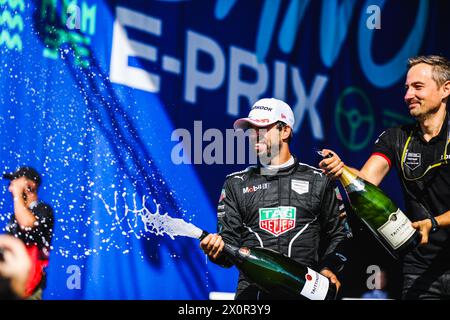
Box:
3;166;54;300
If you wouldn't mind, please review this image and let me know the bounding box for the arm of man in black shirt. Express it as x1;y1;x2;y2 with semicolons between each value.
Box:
318;148;391;186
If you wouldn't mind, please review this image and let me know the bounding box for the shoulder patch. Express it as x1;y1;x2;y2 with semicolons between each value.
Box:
374;130;386;144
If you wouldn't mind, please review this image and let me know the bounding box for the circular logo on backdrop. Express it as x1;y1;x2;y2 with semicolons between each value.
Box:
305;274;313;281
335;87;375;151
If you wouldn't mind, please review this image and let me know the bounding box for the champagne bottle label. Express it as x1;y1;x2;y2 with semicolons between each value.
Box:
300;267;330;300
377;209;416;249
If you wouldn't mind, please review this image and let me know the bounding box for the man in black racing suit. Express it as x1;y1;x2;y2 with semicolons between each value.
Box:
200;98;351;300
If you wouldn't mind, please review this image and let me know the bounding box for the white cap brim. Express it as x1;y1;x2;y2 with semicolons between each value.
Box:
233;118;278;130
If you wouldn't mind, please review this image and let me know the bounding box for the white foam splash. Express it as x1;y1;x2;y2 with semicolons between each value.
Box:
98;191;203;240
50;191;203;260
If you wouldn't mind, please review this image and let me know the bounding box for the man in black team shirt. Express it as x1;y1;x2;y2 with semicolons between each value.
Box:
319;55;450;299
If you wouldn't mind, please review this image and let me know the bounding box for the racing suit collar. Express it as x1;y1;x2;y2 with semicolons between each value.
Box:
258;155;299;178
261;155;295;170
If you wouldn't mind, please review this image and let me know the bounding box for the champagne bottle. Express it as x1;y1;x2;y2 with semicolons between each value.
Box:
199;231;337;300
337;164;420;259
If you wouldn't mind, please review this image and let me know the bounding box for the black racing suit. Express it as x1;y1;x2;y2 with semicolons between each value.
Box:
213;156;351;299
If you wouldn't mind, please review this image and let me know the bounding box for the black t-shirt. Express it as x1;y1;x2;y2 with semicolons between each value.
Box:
372;114;450;274
6;201;54;260
0;277;19;299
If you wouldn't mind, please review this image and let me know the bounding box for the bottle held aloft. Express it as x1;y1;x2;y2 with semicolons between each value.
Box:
319;151;420;259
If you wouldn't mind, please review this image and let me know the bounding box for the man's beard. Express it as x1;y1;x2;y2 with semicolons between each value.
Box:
257;140;281;166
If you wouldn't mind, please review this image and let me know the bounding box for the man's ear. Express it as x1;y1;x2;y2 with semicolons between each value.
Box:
442;80;450;101
282;126;292;140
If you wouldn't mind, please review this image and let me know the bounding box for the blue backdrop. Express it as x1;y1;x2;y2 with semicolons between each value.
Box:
0;0;449;299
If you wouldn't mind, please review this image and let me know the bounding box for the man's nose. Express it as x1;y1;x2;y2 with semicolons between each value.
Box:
404;88;415;102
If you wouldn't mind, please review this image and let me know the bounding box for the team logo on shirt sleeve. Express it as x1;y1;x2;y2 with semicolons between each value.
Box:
374;130;386;144
219;189;226;202
259;206;296;236
217;189;226;217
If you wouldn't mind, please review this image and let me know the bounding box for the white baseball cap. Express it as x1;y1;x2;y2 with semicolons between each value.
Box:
233;98;295;130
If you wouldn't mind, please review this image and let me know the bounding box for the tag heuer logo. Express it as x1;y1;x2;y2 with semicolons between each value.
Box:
259;207;296;236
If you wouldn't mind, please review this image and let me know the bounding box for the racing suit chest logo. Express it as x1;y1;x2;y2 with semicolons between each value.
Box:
243;183;270;194
259;206;296;236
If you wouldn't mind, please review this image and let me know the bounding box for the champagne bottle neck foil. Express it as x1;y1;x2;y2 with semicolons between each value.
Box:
340;166;358;188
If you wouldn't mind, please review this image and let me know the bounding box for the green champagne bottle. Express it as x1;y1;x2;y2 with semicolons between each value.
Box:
199;231;337;300
339;166;421;259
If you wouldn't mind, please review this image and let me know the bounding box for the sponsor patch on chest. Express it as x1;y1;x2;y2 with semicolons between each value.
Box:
243;183;270;194
259;206;296;236
291;179;309;195
404;152;421;171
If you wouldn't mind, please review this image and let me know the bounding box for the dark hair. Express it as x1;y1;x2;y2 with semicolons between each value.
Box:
407;55;450;87
3;166;41;189
276;121;293;143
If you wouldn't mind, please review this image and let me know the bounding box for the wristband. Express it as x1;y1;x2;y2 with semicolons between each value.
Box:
429;216;439;233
